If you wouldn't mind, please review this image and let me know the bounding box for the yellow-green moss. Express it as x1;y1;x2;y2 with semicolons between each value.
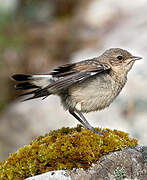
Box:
0;126;138;179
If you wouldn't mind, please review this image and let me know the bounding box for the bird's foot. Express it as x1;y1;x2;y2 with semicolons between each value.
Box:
92;128;109;135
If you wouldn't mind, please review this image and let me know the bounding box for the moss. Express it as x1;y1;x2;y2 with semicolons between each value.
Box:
0;125;138;179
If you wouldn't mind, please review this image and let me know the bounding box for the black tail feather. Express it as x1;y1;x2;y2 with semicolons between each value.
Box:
12;74;32;81
15;82;39;90
22;89;51;101
12;73;51;101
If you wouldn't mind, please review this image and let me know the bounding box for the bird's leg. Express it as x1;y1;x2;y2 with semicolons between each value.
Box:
75;110;104;134
77;110;108;134
69;109;87;127
69;109;101;134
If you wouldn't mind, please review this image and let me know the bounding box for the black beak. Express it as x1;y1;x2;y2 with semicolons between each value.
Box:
131;56;142;61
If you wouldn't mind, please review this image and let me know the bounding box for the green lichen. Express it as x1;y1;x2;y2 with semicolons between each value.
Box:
0;125;138;180
114;167;126;180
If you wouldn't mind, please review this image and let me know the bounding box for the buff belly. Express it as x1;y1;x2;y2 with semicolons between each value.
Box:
60;73;125;113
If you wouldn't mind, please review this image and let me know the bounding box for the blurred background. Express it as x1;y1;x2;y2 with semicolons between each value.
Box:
0;0;147;161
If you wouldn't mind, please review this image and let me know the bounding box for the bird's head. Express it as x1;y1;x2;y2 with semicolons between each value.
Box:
101;48;142;75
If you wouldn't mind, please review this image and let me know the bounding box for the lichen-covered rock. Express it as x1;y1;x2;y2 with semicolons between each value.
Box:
0;126;138;179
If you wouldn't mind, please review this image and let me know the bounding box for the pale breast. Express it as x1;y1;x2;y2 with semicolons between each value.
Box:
67;73;126;113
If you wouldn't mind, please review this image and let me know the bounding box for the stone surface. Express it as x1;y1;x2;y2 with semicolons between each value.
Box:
26;170;71;180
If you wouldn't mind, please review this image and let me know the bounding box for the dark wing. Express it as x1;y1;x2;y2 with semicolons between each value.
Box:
15;59;110;101
42;60;110;93
50;63;76;77
50;59;110;78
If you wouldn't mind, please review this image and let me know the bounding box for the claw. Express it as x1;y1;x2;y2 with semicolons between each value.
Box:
92;128;109;135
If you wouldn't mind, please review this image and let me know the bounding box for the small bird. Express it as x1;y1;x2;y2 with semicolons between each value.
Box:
12;48;142;133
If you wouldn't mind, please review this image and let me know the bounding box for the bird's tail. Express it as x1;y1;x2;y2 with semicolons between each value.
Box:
12;74;53;101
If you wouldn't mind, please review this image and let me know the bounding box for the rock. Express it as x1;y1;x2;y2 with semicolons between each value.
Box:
26;170;71;180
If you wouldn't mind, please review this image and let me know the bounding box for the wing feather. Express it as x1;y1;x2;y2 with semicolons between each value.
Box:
39;62;110;97
12;59;110;101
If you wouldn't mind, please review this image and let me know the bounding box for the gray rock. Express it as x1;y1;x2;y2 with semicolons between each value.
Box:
26;170;71;180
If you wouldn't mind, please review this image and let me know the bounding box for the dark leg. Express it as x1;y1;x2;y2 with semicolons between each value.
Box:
69;109;102;134
77;110;108;133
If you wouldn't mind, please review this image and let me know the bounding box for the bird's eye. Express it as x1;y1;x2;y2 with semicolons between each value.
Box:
117;56;123;60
